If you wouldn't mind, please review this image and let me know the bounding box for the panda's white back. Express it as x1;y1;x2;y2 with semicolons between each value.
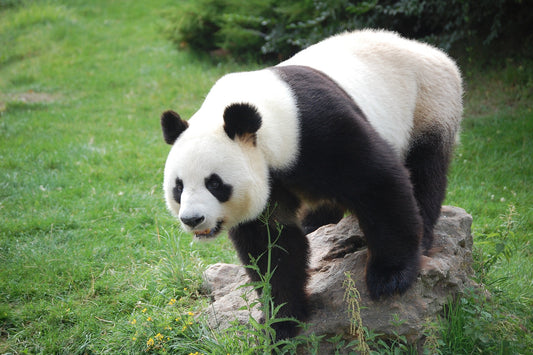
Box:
278;29;462;158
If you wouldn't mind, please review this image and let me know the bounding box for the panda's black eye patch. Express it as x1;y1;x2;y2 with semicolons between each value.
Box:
173;178;183;204
205;174;232;202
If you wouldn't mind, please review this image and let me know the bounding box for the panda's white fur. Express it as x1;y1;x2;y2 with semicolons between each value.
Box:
279;29;463;158
163;29;462;239
194;69;301;169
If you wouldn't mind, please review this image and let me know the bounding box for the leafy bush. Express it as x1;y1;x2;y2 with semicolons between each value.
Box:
164;0;275;60
165;0;375;60
166;0;533;61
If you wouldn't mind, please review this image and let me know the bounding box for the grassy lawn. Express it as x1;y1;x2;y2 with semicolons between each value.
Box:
0;1;531;354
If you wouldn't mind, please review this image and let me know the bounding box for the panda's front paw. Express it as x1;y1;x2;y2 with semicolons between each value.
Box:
365;259;419;300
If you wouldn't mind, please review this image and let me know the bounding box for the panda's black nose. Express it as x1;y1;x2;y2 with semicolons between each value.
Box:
181;215;205;228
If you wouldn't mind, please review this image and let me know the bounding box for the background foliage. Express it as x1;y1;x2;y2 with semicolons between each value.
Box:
166;0;533;60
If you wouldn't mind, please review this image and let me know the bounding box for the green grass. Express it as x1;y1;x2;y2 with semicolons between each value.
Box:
0;1;532;354
440;59;533;353
0;1;244;353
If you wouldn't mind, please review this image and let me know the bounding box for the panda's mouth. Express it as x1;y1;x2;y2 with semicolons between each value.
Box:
193;220;223;239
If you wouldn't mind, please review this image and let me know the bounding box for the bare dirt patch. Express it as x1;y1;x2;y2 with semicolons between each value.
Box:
5;90;59;103
0;90;60;113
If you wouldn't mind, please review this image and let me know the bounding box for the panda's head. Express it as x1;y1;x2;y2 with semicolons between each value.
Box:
161;103;269;239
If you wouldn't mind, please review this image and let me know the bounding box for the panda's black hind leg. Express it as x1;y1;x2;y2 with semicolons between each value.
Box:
228;215;310;340
300;202;344;235
405;132;451;254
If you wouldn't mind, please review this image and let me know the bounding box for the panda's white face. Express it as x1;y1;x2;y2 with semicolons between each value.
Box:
163;125;269;239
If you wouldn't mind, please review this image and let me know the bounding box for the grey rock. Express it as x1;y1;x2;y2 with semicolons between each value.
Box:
202;206;480;348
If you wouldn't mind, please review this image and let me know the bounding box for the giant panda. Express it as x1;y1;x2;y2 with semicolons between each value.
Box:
160;29;463;339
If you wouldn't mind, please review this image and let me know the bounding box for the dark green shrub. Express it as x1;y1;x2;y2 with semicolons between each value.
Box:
165;0;533;61
261;0;378;58
0;0;20;9
165;0;375;60
361;0;533;51
164;0;276;60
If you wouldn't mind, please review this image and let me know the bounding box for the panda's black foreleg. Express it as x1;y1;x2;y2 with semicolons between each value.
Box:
343;168;423;300
405;132;451;254
229;218;310;340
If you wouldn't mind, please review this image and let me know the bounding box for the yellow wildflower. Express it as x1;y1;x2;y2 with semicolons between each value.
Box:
132;337;137;341
146;338;154;347
168;298;177;305
147;317;153;322
155;333;164;341
130;319;137;325
142;308;147;313
187;311;195;316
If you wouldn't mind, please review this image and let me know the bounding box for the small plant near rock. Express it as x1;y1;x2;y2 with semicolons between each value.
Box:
343;271;371;354
421;318;444;355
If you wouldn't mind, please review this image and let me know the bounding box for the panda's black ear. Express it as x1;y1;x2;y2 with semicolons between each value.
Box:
161;110;188;145
223;103;262;144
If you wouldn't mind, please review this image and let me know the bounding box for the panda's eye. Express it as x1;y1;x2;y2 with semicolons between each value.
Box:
173;178;183;203
205;175;221;190
205;174;232;203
